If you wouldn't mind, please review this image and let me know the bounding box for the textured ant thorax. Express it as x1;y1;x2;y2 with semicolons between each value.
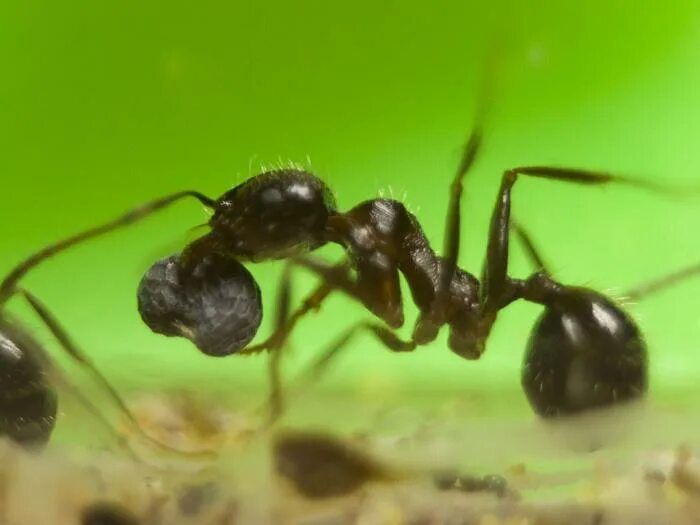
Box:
209;169;337;261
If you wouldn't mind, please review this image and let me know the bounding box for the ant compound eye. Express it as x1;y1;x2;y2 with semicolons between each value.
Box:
137;253;262;356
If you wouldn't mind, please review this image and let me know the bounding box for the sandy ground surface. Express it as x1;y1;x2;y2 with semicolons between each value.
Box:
2;391;700;525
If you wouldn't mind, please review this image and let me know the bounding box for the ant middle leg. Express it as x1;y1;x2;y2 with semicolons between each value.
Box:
280;320;415;407
239;260;344;422
252;256;416;420
240;260;349;356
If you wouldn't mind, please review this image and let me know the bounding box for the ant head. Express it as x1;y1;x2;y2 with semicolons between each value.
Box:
209;169;337;261
137;253;262;357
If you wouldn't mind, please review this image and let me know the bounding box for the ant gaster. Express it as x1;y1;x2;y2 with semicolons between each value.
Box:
2;127;693;425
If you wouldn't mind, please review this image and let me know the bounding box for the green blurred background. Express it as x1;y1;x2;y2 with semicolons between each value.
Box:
2;1;700;418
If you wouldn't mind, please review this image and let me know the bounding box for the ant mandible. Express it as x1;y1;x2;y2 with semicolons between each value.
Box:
2;126;695;426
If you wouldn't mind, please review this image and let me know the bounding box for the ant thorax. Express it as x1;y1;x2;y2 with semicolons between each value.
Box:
328;197;481;331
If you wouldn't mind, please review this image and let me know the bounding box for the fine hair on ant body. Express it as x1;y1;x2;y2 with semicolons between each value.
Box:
4;120;698;430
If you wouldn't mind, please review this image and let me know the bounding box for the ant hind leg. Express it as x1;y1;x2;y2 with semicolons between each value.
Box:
286;321;416;407
625;262;700;300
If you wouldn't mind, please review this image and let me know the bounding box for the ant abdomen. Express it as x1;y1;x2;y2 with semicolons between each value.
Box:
522;288;647;417
0;322;57;448
210;169;337;261
137;253;262;357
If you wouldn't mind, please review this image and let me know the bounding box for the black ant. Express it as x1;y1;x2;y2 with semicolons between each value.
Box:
135;127;696;420
3;126;695;428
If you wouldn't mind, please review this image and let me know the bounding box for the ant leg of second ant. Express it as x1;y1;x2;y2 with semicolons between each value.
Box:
15;289;216;460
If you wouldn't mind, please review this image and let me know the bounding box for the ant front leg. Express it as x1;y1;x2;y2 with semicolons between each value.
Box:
258;256;415;401
260;259;373;420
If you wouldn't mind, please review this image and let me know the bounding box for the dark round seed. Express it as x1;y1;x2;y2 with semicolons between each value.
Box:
81;502;140;525
137;253;263;356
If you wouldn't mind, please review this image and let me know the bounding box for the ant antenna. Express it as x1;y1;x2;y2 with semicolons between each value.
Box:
0;190;216;305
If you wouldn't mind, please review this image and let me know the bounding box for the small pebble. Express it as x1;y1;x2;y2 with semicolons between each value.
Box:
81;501;141;525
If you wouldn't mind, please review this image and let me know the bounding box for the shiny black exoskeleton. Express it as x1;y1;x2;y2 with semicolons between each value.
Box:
209;169;337;261
0;319;57;448
523;288;646;417
133;156;657;419
2;129;678;423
